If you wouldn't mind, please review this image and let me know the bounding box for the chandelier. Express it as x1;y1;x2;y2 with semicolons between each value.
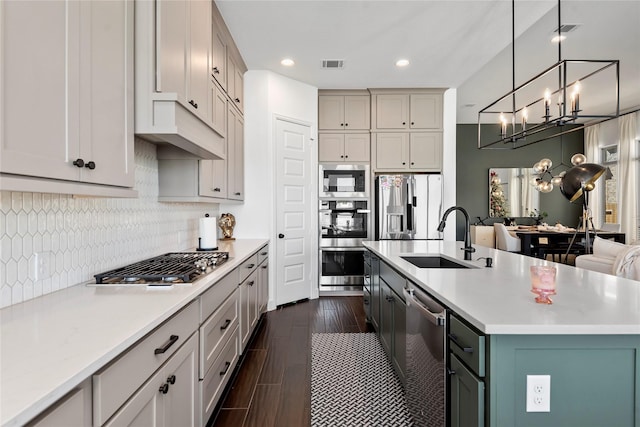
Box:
477;0;619;149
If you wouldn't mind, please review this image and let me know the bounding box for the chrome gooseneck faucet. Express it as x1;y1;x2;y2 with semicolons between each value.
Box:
437;206;476;260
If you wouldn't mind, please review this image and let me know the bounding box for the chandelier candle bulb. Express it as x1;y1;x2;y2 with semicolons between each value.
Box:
500;114;508;139
544;89;551;121
522;108;528;132
557;93;564;117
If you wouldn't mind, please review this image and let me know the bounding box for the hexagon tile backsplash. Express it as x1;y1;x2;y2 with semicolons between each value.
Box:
0;139;219;308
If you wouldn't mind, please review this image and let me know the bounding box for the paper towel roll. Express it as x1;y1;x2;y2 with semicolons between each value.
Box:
199;216;218;250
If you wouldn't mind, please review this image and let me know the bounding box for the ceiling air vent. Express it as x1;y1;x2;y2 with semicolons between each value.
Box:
322;59;344;69
552;23;580;34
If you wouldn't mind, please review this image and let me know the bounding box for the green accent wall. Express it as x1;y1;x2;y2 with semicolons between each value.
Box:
455;124;584;240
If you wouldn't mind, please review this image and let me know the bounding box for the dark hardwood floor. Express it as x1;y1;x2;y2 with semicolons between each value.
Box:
211;296;373;427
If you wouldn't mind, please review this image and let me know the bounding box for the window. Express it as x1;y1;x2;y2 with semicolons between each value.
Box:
601;145;618;224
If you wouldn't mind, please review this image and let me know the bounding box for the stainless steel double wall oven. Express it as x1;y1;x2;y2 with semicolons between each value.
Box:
319;164;371;292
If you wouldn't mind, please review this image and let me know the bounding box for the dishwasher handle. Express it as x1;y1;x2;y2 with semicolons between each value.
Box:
403;288;446;327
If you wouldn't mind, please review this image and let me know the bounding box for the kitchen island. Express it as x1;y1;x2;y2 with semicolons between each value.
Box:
364;240;640;427
0;239;268;427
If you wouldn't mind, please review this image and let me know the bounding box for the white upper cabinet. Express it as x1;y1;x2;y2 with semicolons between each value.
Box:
318;93;370;130
0;0;135;195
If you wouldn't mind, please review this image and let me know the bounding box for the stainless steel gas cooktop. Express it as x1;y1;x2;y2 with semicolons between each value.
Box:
93;252;229;286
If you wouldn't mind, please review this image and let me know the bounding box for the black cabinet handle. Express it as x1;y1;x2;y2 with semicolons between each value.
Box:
447;368;456;375
235;98;240;103
340;155;344;158
402;162;406;165
220;361;231;376
402;121;406;125
448;333;474;353
411;162;415;165
340;123;344;127
385;295;394;302
345;155;349;158
248;280;255;286
213;187;221;192
411;121;415;125
189;100;198;109
73;159;85;168
247;264;255;269
159;383;169;394
167;375;176;385
85;161;96;170
154;335;179;355
278;233;285;239
364;299;370;305
213;66;219;74
220;319;232;330
261;265;267;269
261;251;268;256
235;192;241;196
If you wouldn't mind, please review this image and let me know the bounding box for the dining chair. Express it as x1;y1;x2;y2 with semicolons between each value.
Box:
494;223;521;252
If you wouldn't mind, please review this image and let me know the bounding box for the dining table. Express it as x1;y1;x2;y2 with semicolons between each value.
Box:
514;228;626;258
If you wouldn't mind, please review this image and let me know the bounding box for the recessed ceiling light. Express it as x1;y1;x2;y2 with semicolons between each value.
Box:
551;35;566;43
281;58;295;67
395;59;410;67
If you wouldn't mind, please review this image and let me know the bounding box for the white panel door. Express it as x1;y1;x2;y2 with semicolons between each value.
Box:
275;118;313;305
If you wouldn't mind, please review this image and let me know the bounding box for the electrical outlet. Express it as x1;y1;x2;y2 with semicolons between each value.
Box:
526;375;551;412
30;252;52;281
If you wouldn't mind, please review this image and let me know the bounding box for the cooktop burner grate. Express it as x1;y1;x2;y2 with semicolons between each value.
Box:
94;252;229;285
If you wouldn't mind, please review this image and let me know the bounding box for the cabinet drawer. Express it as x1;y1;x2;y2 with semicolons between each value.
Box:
449;354;485;427
200;269;239;322
257;244;269;265
200;290;239;379
380;261;406;302
239;254;258;283
93;301;199;426
201;327;239;423
449;315;485;377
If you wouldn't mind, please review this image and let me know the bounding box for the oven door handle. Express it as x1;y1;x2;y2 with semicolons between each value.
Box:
321;247;365;252
319;209;332;213
356;209;370;214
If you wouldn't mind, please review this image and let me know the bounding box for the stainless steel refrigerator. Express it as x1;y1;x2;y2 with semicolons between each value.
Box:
376;174;443;240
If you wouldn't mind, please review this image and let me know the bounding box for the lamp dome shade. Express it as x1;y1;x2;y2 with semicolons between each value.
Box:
559;163;607;202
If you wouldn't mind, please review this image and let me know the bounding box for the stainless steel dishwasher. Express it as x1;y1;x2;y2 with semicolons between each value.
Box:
404;284;447;427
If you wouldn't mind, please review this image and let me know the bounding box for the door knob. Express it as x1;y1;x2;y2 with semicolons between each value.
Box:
278;234;285;239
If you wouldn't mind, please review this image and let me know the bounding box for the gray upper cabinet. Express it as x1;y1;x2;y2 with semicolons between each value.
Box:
211;20;227;91
0;0;135;196
318;92;370;130
371;90;444;130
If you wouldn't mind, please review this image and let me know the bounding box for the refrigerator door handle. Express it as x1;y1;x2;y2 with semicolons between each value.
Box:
406;202;413;231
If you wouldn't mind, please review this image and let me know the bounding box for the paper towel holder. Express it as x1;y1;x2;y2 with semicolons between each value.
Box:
197;213;219;251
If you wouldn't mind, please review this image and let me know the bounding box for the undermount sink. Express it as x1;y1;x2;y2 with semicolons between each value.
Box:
401;256;470;269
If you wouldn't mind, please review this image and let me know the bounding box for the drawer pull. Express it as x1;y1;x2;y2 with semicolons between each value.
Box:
159;383;169;394
385;295;394;302
247;264;255;269
220;319;232;330
248;281;255;286
448;333;473;353
447;368;456;375
167;375;176;385
261;265;267;269
154;335;179;355
261;251;268;256
220;361;231;376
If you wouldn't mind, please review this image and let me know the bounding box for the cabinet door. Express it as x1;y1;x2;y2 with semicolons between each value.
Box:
370;255;380;330
375;133;408;170
233;66;244;112
0;0;79;182
409;132;442;170
379;280;393;356
258;261;269;314
318;134;345;162
104;369;164;427
343;133;370;162
318;96;345;130
227;54;237;103
199;157;228;198
211;28;227;90
164;334;199;427
79;0;134;187
28;384;92;427
227;105;244;201
410;94;443;129
344;95;370;130
209;82;227;137
375;95;408;129
186;0;210;122
449;355;485;427
156;0;187;100
240;270;258;351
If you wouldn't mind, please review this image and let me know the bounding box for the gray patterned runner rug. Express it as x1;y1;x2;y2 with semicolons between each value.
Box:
311;333;413;426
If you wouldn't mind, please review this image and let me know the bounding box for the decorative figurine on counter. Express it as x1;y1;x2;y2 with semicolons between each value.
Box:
218;213;236;240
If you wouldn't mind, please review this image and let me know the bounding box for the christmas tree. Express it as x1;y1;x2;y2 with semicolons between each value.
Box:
489;170;509;217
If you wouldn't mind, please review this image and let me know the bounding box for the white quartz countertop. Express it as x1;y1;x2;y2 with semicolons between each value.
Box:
364;240;640;336
0;239;268;427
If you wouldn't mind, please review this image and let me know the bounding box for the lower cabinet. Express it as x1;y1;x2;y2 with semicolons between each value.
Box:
370;254;380;331
258;247;269;314
26;381;92;427
104;332;199;427
449;354;484;427
377;260;406;385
